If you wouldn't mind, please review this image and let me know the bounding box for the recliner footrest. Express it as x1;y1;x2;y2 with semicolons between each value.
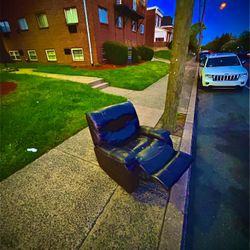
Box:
153;151;192;190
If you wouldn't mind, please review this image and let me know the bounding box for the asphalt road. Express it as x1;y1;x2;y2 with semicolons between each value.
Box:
184;84;249;250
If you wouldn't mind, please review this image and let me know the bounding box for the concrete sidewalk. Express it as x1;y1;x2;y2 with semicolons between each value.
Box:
0;60;198;249
13;68;108;89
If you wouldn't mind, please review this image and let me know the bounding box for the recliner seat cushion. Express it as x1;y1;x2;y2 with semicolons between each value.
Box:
136;140;177;175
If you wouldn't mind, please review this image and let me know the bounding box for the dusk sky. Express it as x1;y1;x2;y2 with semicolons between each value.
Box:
147;0;250;45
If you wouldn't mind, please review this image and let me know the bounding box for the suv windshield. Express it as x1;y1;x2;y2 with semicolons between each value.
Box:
206;56;241;67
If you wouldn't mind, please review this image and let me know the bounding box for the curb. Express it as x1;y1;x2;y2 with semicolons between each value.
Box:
158;63;198;250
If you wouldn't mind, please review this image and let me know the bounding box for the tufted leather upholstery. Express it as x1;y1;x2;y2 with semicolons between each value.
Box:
86;101;191;193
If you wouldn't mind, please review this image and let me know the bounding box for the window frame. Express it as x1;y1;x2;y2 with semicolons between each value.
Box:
131;21;137;32
116;16;123;29
98;7;108;24
0;20;11;33
18;17;29;31
71;48;84;62
9;50;21;61
133;0;137;11
45;49;57;61
27;50;38;61
36;13;49;29
64;7;79;25
140;24;144;34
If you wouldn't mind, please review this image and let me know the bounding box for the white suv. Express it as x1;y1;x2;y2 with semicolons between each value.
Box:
199;53;248;88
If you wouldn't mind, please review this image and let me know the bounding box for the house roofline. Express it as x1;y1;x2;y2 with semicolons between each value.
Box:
147;6;164;17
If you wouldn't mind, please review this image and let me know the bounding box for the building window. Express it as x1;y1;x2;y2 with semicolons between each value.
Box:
117;16;123;28
156;38;164;42
36;13;49;28
98;7;108;24
45;49;57;61
71;48;84;61
133;0;137;11
18;18;28;31
155;15;161;27
132;21;137;32
116;0;122;4
140;24;144;34
28;50;38;61
0;21;11;33
9;50;21;61
64;7;78;25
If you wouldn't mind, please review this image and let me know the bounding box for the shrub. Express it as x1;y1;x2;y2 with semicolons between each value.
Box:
132;47;140;63
137;46;154;61
103;41;128;65
169;41;173;49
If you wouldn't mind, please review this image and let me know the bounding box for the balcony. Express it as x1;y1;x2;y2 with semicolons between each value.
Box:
114;3;144;21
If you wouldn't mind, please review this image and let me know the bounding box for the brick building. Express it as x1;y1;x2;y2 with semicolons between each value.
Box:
0;0;147;65
145;6;173;48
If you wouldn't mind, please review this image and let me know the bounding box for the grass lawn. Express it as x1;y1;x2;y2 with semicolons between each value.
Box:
1;61;169;90
0;73;126;180
154;50;172;60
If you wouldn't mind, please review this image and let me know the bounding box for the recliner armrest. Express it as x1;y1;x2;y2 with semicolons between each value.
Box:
139;126;173;147
96;146;138;171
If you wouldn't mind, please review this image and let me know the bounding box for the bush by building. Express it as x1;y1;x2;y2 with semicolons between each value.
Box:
103;41;128;65
132;47;140;63
137;46;154;61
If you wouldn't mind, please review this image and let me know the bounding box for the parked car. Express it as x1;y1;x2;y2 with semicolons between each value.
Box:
197;50;211;62
199;53;248;88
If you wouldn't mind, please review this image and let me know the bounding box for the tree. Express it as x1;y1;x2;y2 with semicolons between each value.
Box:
162;0;195;132
197;0;207;55
203;33;232;51
238;31;250;51
189;22;206;53
221;39;238;52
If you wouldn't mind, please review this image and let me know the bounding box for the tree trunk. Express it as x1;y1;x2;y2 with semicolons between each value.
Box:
162;0;195;132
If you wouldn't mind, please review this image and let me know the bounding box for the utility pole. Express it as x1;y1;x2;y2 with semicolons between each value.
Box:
162;0;195;132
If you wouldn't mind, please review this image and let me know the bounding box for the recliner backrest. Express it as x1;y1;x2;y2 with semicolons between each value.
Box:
86;101;140;146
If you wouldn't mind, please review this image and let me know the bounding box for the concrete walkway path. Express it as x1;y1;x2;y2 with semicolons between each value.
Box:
13;68;106;88
0;60;197;249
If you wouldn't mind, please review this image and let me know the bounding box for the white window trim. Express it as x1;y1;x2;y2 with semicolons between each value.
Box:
27;50;38;61
71;48;84;61
9;50;21;61
45;49;57;61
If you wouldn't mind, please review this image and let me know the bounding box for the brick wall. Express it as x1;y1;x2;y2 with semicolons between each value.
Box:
0;0;147;65
88;0;146;63
145;9;155;47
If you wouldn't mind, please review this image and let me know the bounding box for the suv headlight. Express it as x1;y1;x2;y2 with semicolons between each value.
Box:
240;73;248;77
205;74;213;78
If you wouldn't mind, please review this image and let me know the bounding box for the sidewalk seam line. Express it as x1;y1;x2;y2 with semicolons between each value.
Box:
76;185;118;250
54;148;99;166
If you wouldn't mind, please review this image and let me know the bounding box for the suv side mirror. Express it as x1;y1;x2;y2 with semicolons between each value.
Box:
200;61;205;67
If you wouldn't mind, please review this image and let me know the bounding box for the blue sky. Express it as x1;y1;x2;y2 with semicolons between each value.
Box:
147;0;250;44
